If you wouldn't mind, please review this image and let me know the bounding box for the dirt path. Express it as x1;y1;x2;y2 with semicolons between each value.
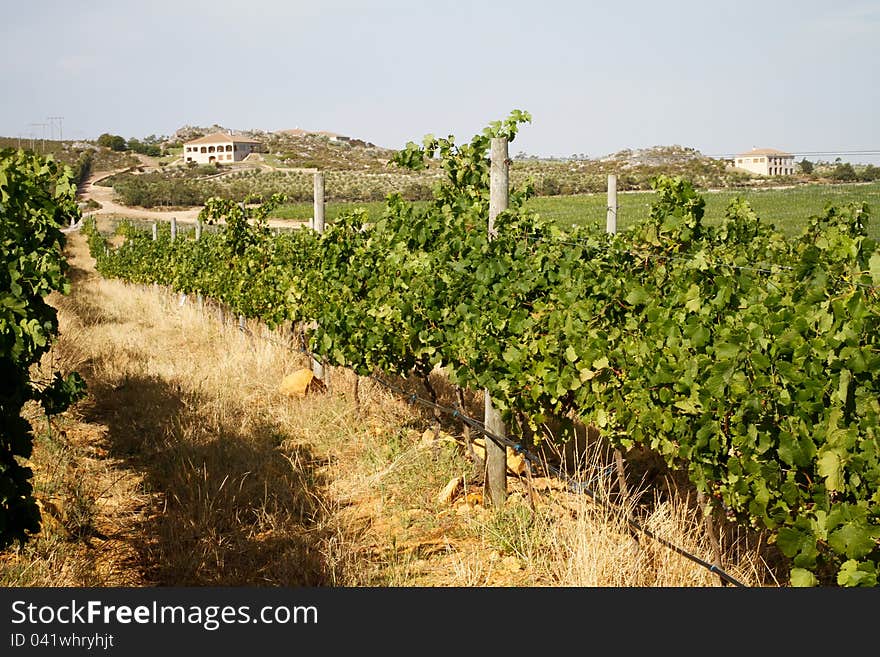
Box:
9;233;345;585
79;170;203;224
77;167;305;229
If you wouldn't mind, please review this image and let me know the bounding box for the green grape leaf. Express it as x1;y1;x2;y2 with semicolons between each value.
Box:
790;568;818;587
836;560;877;587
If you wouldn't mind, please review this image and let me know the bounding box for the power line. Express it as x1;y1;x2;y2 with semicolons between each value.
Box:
47;116;64;144
27;122;47;152
707;150;880;159
520;149;880;162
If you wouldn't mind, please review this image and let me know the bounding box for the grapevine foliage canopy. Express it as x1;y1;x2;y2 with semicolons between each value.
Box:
1;148;85;549
83;112;880;588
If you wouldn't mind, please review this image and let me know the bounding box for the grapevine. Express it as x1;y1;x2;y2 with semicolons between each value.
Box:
1;148;86;549
85;113;880;586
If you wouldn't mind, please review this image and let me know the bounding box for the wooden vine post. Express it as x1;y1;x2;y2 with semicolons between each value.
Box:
484;137;509;507
606;173;618;234
313;170;325;233
698;490;728;586
151;223;158;293
195;220;204;311
605;174;629;500
606;174;641;562
311;172;326;386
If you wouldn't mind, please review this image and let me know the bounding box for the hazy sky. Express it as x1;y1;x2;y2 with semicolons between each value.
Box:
3;0;879;162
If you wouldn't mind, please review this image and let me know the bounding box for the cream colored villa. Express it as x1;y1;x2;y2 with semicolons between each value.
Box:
734;148;795;176
183;133;261;164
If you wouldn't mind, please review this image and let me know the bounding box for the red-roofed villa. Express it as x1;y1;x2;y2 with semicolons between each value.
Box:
183;133;262;164
734;148;795;176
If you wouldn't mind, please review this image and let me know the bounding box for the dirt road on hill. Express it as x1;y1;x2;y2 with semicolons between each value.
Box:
76;168;305;229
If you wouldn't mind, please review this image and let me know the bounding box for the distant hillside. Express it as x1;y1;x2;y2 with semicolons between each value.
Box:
0;137;139;185
599;145;709;168
510;145;749;194
169;124;397;172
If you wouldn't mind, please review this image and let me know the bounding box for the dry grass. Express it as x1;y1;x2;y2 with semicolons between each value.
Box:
3;233;359;585
535;465;774;587
0;231;785;587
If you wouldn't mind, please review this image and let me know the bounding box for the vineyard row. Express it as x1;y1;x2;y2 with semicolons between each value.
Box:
81;134;880;590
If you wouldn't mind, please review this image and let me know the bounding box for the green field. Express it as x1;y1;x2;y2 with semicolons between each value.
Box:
701;183;880;239
268;182;880;240
269;199;390;221
529;182;880;238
